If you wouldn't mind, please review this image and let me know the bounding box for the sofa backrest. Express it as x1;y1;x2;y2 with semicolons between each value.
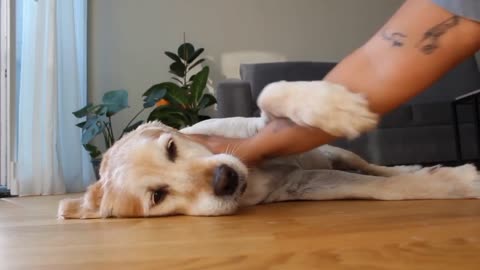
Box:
239;57;480;107
240;62;336;110
406;57;480;104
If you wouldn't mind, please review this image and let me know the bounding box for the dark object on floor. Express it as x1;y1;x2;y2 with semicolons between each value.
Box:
452;89;480;163
0;186;12;198
215;57;480;165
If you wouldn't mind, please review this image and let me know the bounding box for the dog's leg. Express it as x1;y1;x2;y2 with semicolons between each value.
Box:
181;116;266;138
292;145;421;176
263;165;480;202
258;81;378;139
316;145;422;176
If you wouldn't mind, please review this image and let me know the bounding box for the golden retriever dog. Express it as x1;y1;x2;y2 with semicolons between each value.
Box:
58;81;480;219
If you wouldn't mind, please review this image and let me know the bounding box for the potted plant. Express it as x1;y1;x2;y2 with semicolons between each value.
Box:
142;41;217;128
74;40;216;179
73;90;145;179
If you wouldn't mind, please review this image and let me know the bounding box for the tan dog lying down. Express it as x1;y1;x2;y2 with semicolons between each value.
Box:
58;81;480;218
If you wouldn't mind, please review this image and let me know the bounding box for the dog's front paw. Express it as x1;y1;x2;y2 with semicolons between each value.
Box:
257;81;378;139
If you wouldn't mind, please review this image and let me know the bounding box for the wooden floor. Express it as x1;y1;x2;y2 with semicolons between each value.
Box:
1;195;480;270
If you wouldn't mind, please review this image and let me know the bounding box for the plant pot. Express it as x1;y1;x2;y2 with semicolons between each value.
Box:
91;158;102;180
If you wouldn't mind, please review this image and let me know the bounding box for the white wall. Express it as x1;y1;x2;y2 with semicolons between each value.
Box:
88;0;404;135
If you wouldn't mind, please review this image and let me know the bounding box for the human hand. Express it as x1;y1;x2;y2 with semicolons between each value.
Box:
187;118;335;167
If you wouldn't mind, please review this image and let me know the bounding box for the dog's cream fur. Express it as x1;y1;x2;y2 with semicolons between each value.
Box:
258;81;378;139
58;81;480;218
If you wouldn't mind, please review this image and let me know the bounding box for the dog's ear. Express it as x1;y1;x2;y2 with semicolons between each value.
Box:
58;181;104;219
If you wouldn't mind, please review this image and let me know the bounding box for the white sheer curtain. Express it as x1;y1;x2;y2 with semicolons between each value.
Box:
17;0;93;196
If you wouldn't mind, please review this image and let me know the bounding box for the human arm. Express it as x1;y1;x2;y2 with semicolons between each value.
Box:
191;0;480;165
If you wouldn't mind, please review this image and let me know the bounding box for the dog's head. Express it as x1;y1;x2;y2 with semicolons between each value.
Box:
58;121;248;219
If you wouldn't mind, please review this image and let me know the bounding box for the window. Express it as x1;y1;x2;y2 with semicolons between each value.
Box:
0;0;14;196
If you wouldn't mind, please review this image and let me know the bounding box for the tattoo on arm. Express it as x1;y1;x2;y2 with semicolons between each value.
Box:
381;30;407;47
379;16;461;54
416;16;460;54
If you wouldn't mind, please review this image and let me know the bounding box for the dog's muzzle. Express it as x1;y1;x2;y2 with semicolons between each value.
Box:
213;165;240;196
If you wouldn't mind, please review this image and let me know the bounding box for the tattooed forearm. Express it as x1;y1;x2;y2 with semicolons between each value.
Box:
417;16;460;54
380;16;461;54
381;30;407;47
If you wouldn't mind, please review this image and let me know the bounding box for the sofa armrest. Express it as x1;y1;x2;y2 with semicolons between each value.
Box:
216;79;255;118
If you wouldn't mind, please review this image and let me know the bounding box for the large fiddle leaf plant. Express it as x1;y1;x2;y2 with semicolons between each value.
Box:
142;42;216;129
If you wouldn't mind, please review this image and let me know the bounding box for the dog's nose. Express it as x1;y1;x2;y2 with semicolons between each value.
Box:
213;165;239;196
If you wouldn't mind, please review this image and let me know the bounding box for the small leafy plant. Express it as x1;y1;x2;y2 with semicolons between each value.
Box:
73;89;142;160
73;39;215;178
142;41;216;129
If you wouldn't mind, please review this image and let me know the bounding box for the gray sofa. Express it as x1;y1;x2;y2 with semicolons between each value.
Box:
215;58;480;165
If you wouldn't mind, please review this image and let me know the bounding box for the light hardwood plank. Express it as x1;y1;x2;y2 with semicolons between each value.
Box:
1;195;479;270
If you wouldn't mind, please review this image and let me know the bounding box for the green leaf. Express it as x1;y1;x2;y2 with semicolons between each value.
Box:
88;105;108;115
143;82;189;107
187;48;204;64
182;110;194;125
169;62;186;78
162;116;185;129
123;120;144;133
165;51;182;63
147;105;188;129
73;104;93;118
83;144;102;159
83;143;97;152
188;59;205;71
164;83;189;106
190;66;209;105
76;121;87;128
144;83;165;97
198;93;217;109
178;43;194;61
81;115;107;144
102;89;129;117
171;77;183;85
168;70;182;78
198;115;211;122
148;106;187;120
143;86;167;108
185;111;199;125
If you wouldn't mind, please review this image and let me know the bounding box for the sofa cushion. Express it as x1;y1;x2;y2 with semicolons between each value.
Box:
379;101;480;129
333;123;479;165
240;62;336;106
378;106;413;128
410;103;454;126
407;57;480;104
216;79;255;118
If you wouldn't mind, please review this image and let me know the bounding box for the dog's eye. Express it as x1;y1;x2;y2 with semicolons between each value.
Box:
151;188;168;205
166;138;177;161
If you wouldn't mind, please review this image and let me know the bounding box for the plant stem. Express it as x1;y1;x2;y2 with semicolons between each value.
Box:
183;32;188;88
102;125;110;149
106;122;113;148
108;117;115;146
119;108;145;139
